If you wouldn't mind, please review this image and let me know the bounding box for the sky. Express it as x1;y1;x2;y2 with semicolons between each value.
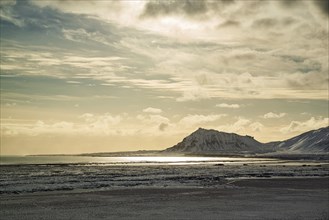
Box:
0;0;328;155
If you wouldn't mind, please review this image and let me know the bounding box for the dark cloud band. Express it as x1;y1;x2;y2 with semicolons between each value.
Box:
140;0;236;18
314;0;329;16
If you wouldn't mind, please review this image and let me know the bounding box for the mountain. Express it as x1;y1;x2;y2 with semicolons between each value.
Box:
165;128;268;154
164;127;329;154
271;126;329;154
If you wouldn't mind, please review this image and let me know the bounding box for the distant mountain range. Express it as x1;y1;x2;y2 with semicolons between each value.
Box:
165;127;329;155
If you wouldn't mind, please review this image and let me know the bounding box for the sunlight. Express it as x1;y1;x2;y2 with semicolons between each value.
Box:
119;156;251;163
122;156;212;163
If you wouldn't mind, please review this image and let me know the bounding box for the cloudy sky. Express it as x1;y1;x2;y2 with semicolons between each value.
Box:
1;0;328;155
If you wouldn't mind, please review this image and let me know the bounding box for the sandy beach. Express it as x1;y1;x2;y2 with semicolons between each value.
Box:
1;177;328;220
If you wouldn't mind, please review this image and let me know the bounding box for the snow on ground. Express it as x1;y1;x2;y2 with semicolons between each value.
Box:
1;160;328;194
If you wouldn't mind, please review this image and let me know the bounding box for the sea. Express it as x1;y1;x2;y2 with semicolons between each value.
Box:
1;155;328;194
0;155;274;165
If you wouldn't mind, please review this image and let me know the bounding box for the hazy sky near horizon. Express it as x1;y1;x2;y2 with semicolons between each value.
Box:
1;0;328;155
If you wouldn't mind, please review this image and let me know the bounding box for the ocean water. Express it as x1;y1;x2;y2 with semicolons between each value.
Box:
1;156;328;194
0;155;273;166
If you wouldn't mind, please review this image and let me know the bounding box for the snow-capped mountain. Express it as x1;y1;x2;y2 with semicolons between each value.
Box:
165;128;268;154
271;126;329;153
164;127;329;154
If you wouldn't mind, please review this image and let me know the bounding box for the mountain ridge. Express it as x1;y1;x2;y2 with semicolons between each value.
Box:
164;126;329;154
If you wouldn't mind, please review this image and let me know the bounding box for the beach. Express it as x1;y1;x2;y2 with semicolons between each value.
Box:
1;178;328;220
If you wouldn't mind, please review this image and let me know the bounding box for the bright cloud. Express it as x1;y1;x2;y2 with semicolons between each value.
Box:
280;117;329;134
249;122;264;132
263;112;287;119
216;103;240;109
217;117;251;134
179;114;226;126
143;107;163;114
137;114;169;124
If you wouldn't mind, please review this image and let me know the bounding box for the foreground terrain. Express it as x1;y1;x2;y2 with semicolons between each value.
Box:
1;156;328;219
1;178;328;220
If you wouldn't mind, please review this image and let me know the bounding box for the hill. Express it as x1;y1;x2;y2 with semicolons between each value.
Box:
164;127;329;154
165;128;268;154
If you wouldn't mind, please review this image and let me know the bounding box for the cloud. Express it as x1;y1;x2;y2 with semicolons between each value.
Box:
143;107;163;114
141;0;239;20
80;113;122;125
229;117;251;133
159;123;168;131
2;120;75;136
263;112;286;119
216;103;240;109
176;85;210;102
141;0;208;18
252;18;279;29
217;117;251;133
280;117;329;134
137;114;169;124
5;102;17;107
135;114;173;135
284;71;328;90
79;113;95;122
279;0;302;7
76;113;123;135
2;113;124;137
219;20;240;28
249;122;264;132
278;0;328;17
179;114;226;126
0;0;16;6
29;0;328;42
0;0;24;27
2;1;328;101
62;28;114;46
313;0;329;16
66;80;81;84
31;0;144;28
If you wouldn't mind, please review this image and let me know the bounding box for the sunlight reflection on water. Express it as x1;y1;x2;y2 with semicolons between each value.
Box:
117;156;267;163
0;156;277;165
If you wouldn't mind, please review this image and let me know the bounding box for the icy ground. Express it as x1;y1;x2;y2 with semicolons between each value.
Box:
1;160;328;194
1;182;328;220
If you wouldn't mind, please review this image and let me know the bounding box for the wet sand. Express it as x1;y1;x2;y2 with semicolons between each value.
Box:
1;178;328;220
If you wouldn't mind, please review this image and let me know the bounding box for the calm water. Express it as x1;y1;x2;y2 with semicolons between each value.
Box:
0;155;275;165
